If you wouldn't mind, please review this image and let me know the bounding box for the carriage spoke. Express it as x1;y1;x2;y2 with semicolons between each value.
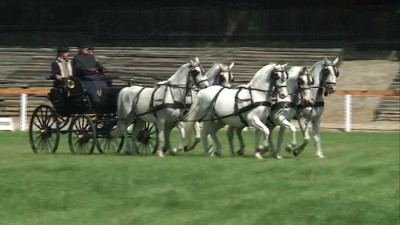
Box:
29;105;60;154
68;115;96;154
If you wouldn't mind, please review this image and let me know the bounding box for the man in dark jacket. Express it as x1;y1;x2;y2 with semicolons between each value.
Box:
72;44;108;107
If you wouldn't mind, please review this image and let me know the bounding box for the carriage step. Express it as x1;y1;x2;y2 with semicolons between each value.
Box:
0;117;15;131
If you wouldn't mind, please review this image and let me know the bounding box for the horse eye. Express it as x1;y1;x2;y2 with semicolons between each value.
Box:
297;79;304;85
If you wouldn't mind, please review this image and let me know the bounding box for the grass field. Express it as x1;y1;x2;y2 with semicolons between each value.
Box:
0;131;399;225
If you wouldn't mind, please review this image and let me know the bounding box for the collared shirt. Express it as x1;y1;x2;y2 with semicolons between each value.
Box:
51;57;73;80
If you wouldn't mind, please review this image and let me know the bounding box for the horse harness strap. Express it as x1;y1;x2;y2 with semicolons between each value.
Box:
197;87;226;122
200;87;272;126
149;84;188;118
313;101;325;107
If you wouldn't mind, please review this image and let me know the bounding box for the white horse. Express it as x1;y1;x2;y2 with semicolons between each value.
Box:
184;63;289;159
227;66;314;158
265;66;315;159
289;57;340;158
114;57;209;157
180;62;235;151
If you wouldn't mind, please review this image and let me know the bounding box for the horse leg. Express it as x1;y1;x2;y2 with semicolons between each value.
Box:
114;121;130;154
312;118;324;158
275;119;297;159
263;123;275;153
155;119;167;157
209;126;222;157
174;121;185;153
227;125;236;156
164;124;174;155
236;127;246;156
272;126;285;159
200;122;213;156
185;122;201;151
293;117;310;157
252;118;270;160
131;120;145;156
192;122;201;149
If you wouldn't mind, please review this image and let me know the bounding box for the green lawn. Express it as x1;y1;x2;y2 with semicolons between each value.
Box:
0;131;399;225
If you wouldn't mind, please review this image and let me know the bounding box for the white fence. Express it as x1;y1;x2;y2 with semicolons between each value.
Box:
0;90;398;132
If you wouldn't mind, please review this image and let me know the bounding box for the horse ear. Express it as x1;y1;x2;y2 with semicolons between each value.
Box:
194;57;200;64
324;57;329;64
189;58;195;65
282;63;288;68
333;57;339;65
229;62;235;70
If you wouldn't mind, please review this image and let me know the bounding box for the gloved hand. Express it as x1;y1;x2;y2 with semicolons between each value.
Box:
87;68;97;73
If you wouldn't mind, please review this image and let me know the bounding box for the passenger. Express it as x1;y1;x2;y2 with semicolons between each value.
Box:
72;44;108;107
51;45;73;87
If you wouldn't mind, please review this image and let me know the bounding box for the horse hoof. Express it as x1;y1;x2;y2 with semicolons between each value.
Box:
317;154;325;159
255;152;263;160
156;150;165;157
237;149;244;156
272;152;282;159
169;148;178;156
293;150;299;157
286;145;294;153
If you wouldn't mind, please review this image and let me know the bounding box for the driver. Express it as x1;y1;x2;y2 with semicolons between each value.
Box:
72;43;108;107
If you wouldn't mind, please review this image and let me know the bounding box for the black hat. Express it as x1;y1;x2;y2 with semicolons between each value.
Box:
78;43;93;49
57;45;69;55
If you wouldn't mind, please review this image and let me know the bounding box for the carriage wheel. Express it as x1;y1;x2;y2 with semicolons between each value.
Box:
136;122;156;155
96;118;124;154
29;105;60;153
68;115;97;154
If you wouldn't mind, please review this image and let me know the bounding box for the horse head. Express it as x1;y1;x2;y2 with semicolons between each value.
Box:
189;57;209;89
217;62;235;87
272;63;289;99
296;67;314;105
320;57;339;96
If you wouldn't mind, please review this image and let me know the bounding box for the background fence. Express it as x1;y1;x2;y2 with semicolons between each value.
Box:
0;89;398;132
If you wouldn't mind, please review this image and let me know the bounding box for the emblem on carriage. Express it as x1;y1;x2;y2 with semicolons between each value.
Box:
97;89;102;96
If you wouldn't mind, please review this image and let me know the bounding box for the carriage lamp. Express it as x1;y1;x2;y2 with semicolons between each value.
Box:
67;79;75;89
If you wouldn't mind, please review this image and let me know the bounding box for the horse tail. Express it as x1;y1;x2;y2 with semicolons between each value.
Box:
112;87;133;137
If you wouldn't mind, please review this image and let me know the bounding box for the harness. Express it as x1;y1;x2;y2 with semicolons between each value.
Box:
128;82;192;121
196;86;272;126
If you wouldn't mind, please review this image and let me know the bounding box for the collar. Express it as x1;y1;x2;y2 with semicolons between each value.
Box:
56;57;69;62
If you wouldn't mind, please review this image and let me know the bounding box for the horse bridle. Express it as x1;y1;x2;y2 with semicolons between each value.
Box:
218;68;234;85
296;70;314;103
272;69;288;92
189;65;208;88
319;64;339;87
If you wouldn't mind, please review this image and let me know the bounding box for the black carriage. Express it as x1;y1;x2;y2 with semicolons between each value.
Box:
28;76;156;155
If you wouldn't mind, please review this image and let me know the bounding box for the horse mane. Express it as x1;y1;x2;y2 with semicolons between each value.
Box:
206;63;222;84
287;66;305;93
309;60;326;84
248;63;275;88
167;63;191;84
310;60;325;72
